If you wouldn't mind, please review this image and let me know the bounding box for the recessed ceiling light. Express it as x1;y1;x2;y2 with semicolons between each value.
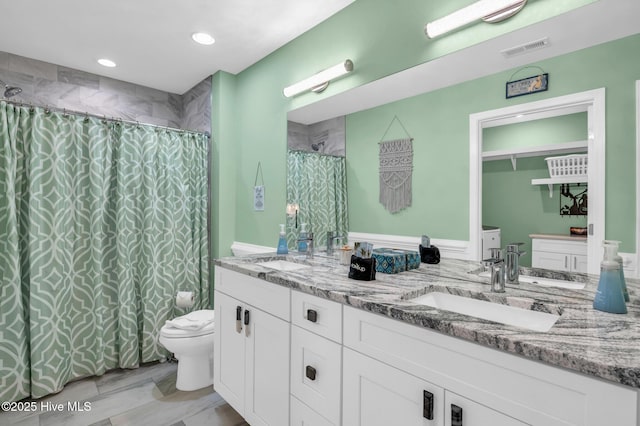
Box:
192;32;215;45
97;58;117;68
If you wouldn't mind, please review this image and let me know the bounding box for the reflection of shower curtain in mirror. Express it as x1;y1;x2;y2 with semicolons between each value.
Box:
286;150;348;248
0;101;209;401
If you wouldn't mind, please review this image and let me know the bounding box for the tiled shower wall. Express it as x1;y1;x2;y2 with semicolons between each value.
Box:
0;51;211;133
287;116;346;156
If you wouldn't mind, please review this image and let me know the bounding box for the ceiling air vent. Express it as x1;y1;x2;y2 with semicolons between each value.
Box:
501;37;549;58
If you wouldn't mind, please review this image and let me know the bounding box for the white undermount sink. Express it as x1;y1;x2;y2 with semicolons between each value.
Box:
477;271;585;290
411;292;560;332
256;260;310;272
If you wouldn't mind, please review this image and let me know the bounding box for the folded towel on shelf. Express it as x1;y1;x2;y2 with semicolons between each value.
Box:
165;309;214;330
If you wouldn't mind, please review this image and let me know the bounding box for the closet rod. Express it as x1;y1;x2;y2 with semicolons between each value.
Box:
0;98;210;138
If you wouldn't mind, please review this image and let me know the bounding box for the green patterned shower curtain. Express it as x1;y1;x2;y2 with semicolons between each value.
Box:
286;150;348;249
0;102;209;401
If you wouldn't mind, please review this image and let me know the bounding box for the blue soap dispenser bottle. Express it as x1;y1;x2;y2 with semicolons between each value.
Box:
604;240;629;302
593;242;627;314
277;224;288;254
298;223;308;253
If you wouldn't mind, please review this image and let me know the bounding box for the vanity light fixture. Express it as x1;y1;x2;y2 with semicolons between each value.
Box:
425;0;527;39
283;59;354;98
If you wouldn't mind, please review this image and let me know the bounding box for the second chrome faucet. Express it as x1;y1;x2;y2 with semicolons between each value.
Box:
482;243;526;292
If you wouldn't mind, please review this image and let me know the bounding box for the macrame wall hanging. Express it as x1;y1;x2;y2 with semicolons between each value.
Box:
378;116;414;214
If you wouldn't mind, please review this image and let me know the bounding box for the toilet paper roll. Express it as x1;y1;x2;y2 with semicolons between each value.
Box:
176;291;195;308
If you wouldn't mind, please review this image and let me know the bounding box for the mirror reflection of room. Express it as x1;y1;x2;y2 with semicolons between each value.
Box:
286;117;348;251
481;112;588;271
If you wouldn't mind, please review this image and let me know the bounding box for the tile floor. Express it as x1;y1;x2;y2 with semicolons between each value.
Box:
1;361;248;426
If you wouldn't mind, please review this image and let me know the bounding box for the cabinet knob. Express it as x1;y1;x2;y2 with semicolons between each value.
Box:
451;404;463;426
305;365;317;381
423;390;434;420
307;309;318;323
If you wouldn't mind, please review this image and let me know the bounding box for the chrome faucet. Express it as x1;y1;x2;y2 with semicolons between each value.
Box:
298;232;314;258
326;231;342;256
483;248;505;293
505;243;526;284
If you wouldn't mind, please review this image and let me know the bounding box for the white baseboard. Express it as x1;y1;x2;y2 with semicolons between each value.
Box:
230;241;274;256
347;232;471;260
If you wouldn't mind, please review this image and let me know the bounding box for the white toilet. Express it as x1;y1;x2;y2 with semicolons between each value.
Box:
159;309;215;391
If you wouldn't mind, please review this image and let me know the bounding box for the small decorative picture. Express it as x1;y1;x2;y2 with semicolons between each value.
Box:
560;184;587;216
253;185;265;211
506;73;549;99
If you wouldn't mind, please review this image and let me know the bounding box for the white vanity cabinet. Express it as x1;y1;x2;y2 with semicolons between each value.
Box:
342;306;638;426
531;236;587;272
290;291;343;426
214;268;291;426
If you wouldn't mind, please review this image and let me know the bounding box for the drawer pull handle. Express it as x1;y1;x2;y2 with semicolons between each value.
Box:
451;404;463;426
305;365;317;381
244;309;250;325
423;390;434;420
236;306;242;333
307;309;318;323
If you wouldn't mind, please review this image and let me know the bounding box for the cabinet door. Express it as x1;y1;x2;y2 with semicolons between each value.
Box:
445;391;526;426
343;348;444;426
214;291;246;415
571;254;588;273
291;325;341;425
244;305;290;426
531;252;570;272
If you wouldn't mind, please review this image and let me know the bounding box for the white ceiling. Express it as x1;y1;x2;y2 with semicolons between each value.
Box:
0;0;354;94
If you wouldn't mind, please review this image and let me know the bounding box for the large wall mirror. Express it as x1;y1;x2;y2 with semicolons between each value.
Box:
285;117;348;250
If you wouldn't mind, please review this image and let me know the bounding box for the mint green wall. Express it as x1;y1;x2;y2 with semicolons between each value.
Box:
483;157;588;267
211;0;608;254
483;113;587;152
211;72;238;258
346;34;639;253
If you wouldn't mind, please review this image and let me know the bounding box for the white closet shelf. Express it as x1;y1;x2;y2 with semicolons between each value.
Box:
531;176;588;198
482;140;587;171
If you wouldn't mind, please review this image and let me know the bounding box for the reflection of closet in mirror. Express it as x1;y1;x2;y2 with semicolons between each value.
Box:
286;117;348;249
481;113;588;268
470;89;606;276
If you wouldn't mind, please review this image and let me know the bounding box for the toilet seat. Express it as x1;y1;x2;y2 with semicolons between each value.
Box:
160;310;215;338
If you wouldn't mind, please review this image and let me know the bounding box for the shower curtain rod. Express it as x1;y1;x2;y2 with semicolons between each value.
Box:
0;98;211;138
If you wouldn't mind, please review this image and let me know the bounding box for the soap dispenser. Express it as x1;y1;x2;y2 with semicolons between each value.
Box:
604;240;629;302
298;223;308;253
277;224;288;255
593;242;627;314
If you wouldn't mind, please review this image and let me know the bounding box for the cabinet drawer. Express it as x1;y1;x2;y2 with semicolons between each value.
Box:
292;290;342;343
531;238;587;256
215;267;290;321
291;325;342;425
291;396;335;426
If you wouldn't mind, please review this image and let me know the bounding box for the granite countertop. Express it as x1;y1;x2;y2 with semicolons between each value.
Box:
529;233;588;241
214;253;640;389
